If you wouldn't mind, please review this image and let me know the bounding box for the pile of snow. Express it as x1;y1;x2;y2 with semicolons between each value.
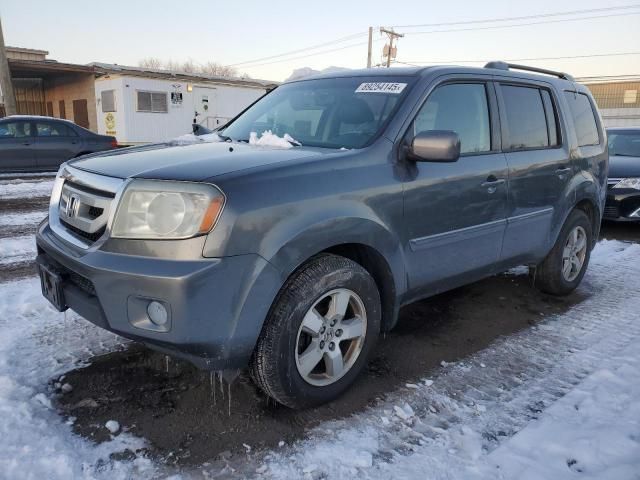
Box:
169;132;223;146
286;66;350;82
249;130;298;149
0;179;54;199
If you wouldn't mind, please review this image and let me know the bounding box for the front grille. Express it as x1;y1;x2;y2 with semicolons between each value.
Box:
603;204;619;218
43;253;96;296
87;206;104;219
60;219;106;242
67;269;97;296
58;181;113;246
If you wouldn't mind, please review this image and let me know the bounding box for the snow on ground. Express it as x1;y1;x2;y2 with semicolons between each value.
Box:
0;179;54;199
0;210;47;228
0;278;161;479
484;342;640;480
0;235;37;265
0;171;56;179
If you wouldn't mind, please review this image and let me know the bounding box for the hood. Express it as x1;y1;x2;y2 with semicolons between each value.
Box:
68;142;334;181
609;155;640;178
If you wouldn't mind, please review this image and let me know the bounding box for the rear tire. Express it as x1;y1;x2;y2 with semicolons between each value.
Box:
250;254;381;409
532;209;592;296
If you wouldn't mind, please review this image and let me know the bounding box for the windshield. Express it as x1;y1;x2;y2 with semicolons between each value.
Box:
222;76;415;149
608;131;640;157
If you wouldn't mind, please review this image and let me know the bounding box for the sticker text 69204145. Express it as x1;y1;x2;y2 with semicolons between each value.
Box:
355;82;407;94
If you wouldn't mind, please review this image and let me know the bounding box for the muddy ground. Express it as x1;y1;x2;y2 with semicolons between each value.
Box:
56;267;590;465
1;193;636;467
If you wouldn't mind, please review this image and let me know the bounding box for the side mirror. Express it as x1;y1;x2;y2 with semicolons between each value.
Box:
409;130;460;162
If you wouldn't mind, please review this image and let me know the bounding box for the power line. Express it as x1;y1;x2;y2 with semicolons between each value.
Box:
391;4;640;29
226;31;369;67
393;51;640;67
239;38;384;69
402;12;640;36
225;6;640;71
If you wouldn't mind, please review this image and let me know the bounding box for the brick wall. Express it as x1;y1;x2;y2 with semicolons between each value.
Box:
43;74;97;132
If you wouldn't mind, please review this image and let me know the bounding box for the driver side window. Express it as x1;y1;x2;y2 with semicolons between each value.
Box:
414;83;491;154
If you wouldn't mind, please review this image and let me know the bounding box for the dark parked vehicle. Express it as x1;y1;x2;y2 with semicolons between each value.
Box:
0;116;117;172
603;128;640;221
36;63;607;408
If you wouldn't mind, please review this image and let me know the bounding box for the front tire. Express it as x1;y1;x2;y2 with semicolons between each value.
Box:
250;254;381;409
533;209;593;295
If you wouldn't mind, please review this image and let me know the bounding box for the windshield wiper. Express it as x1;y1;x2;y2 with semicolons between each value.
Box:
287;138;302;146
216;133;232;142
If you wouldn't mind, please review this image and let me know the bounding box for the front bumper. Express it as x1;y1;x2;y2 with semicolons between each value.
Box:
36;222;283;370
603;188;640;222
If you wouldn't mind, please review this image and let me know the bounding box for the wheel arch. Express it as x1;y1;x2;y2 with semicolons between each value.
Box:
322;243;399;332
265;216;407;332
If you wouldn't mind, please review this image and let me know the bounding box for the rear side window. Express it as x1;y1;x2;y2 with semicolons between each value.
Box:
501;85;551;150
36;122;77;137
564;92;599;147
0;121;32;138
414;83;491;154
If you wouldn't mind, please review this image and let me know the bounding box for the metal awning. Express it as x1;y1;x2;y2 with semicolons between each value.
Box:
8;59;96;79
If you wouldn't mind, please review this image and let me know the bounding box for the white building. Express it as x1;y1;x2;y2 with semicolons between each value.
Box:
91;63;277;145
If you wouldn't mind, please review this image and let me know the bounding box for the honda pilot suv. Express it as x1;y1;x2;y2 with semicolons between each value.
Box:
36;63;607;408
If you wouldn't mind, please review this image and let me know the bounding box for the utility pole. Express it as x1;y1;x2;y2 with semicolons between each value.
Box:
0;17;16;116
380;27;403;68
366;26;373;68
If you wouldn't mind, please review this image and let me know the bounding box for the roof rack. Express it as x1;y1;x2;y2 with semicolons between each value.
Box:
484;61;574;81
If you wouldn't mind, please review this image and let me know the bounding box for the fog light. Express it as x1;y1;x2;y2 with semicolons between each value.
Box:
147;301;168;326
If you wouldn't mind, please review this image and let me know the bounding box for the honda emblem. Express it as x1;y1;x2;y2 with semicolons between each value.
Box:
65;194;80;218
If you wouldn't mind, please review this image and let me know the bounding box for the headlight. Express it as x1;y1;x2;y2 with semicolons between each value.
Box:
111;180;225;239
613;178;640;190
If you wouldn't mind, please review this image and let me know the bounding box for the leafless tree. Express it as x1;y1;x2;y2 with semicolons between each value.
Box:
200;61;238;78
138;57;163;70
137;58;243;78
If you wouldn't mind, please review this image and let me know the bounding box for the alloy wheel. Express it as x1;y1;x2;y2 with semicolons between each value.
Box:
562;225;588;282
295;288;368;386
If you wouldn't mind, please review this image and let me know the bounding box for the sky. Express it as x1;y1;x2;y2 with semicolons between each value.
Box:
1;0;639;82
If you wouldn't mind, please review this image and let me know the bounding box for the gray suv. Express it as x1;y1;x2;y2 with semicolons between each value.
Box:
36;63;607;408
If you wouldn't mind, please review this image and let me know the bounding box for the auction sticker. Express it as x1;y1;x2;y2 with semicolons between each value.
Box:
355;82;407;94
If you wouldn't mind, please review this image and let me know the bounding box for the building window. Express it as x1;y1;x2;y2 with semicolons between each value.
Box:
101;90;116;112
137;91;168;113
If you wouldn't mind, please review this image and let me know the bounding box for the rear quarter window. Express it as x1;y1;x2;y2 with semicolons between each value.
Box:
564;92;600;147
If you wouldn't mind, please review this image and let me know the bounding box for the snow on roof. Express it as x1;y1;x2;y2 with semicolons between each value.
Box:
90;62;278;88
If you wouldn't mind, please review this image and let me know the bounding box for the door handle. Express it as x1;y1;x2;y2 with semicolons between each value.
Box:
555;167;572;176
22;142;31;146
481;177;505;194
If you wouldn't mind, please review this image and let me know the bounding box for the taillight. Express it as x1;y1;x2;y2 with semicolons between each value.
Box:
110;138;118;148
